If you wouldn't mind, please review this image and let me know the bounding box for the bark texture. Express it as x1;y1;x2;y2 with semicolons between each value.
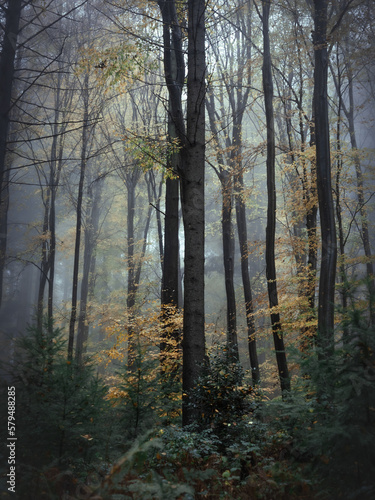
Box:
181;0;206;425
262;0;290;391
0;0;22;308
313;0;337;355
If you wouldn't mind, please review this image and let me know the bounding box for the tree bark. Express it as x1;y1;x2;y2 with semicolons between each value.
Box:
158;0;184;375
68;73;90;361
0;0;22;308
158;0;206;425
75;178;102;365
206;91;239;361
181;0;206;425
313;0;337;356
262;0;290;392
221;172;238;359
235;171;260;384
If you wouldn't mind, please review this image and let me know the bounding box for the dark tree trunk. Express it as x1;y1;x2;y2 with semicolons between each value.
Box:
262;0;290;392
68;74;90;361
221;173;238;359
334;104;349;342
206;91;239;361
148;169;164;268
181;0;206;426
0;0;22;308
158;0;184;375
306;106;318;338
235;171;260;385
160;173;180;374
0;0;21;191
37;182;51;330
313;0;337;356
158;0;206;425
75;178;102;365
0;166;9;308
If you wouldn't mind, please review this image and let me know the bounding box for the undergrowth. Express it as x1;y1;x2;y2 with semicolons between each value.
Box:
1;300;375;499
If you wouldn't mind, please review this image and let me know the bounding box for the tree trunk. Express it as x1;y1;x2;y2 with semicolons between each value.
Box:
158;0;206;424
306;104;318;341
0;0;22;308
181;0;206;426
262;0;290;392
206;91;239;361
68;73;89;361
235;171;260;384
158;0;184;375
313;0;337;356
126;177;137;371
126;172;153;371
346;59;375;326
221;172;238;360
75;178;102;365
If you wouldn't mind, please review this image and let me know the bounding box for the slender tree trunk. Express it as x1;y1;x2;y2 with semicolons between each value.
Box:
235;171;260;384
126;173;153;371
262;0;290;392
127;178;137;371
334;100;349;342
37;182;51;330
346;62;375;325
75;178;102;365
0;167;9;307
313;0;337;356
68;74;89;361
220;173;238;359
149;169;164;268
206;92;239;361
306;107;318;338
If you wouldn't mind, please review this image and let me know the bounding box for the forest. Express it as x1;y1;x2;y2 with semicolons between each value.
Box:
0;0;374;498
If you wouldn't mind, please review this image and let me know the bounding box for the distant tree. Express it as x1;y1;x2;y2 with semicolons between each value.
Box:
0;0;87;309
75;174;104;365
206;0;260;379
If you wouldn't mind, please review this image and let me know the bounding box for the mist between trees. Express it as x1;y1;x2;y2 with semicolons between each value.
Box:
0;0;374;498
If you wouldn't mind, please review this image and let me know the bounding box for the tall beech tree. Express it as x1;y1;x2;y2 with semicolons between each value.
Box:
262;0;290;392
182;0;206;425
158;0;206;425
157;0;183;375
312;0;337;356
206;91;238;361
68;72;90;361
